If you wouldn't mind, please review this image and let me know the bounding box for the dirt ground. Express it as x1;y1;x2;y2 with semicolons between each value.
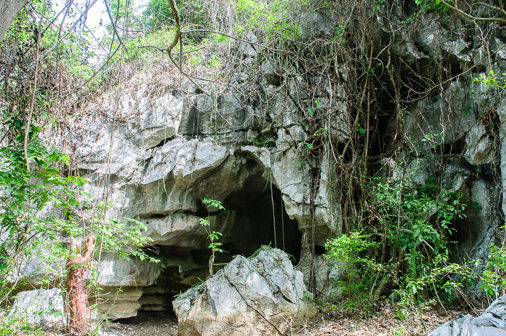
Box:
103;312;178;336
102;301;464;336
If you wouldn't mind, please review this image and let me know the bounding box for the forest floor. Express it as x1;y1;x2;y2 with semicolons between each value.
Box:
0;300;468;335
101;301;466;336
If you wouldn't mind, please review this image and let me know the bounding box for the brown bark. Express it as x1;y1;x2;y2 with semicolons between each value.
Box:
66;235;95;335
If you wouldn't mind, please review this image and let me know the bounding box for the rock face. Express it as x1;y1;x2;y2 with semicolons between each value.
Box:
429;294;506;336
63;62;346;318
172;247;316;336
63;21;502;316
9;3;502;321
8;288;65;328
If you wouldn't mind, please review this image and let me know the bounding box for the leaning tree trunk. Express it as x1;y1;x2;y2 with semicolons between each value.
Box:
66;235;95;335
0;0;27;41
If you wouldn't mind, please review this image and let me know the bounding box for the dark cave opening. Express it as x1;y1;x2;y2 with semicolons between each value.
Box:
133;246;207;318
449;216;476;263
219;172;302;263
121;168;302;320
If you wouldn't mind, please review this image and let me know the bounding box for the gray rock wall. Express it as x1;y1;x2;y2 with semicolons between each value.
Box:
70;15;504;315
10;3;505;320
63;62;347;318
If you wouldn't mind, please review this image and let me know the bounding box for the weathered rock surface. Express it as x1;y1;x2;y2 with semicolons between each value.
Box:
93;288;143;320
172;247;316;336
8;288;65;328
59;61;348;318
429;294;506;336
22;3;501;319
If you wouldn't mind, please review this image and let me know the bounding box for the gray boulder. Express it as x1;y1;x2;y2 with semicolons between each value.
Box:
8;288;65;329
429;294;506;336
172;247;316;336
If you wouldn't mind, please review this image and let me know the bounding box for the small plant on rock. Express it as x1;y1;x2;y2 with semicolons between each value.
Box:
200;198;225;277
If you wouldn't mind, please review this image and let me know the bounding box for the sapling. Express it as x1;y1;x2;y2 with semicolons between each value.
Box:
200;199;225;277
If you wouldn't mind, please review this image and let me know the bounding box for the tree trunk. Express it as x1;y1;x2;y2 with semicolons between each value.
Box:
0;0;27;41
66;235;95;335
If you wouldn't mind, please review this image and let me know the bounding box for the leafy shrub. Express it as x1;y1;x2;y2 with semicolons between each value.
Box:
234;0;304;41
325;232;381;312
0;116;155;304
325;176;468;312
480;242;506;298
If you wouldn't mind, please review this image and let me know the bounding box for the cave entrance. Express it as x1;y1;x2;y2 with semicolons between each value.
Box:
118;165;302;320
218;171;302;263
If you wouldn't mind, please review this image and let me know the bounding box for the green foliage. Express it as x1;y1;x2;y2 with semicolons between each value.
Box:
202;198;226;211
370;177;466;280
253;136;271;147
1;0;99;90
392;255;473;317
355;122;367;136
142;0;210;41
373;0;385;13
234;0;304;41
301;141;313;150
325;232;381;312
480;242;506;298
143;0;174;29
0;316;46;336
0;121;84;298
396;0;449;24
325;176;469;312
93;210;157;263
474;70;506;91
0;118;154;304
391;327;404;336
208;55;222;68
415;0;449;11
200;199;225;276
313;127;328;136
334;25;346;45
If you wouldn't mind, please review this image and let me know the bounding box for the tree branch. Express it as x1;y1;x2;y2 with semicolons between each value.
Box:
104;0;126;49
166;0;209;95
473;2;506;16
440;0;506;24
24;31;40;172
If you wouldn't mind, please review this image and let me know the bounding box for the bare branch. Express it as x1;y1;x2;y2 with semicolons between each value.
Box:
35;0;99;66
440;0;506;24
104;0;126;49
473;2;506;16
140;44;206;54
166;0;209;95
24;31;40;172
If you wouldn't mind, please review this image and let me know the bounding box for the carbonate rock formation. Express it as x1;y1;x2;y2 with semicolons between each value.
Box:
173;247;316;336
6;2;505;324
429;294;506;336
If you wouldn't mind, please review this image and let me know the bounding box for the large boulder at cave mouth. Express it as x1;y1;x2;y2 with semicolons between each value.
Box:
172;247;316;336
428;294;506;336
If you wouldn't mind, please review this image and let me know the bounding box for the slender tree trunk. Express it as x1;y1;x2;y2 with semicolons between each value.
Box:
66;235;95;335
